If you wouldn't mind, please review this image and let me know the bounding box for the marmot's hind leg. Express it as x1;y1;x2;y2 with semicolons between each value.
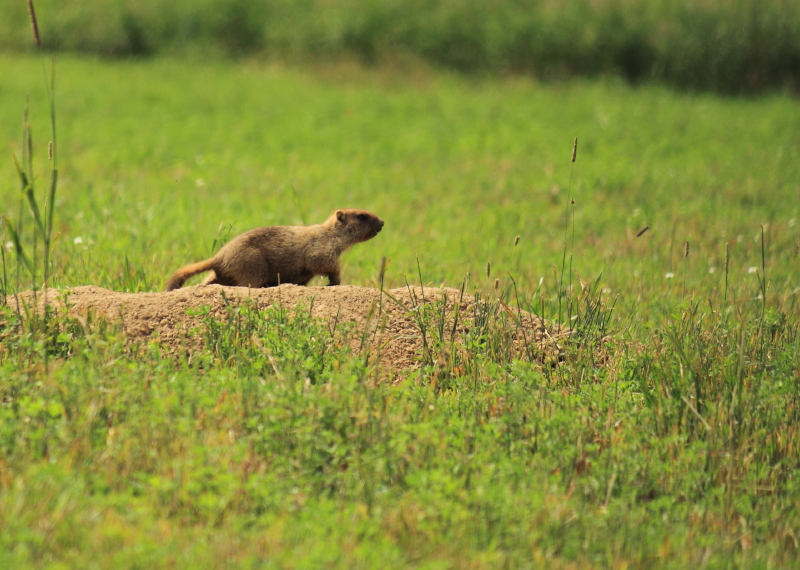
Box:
201;271;218;286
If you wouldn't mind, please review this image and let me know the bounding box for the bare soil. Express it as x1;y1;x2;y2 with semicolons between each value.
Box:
7;285;565;373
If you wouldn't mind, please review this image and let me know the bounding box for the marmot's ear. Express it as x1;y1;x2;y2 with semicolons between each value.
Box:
336;210;346;223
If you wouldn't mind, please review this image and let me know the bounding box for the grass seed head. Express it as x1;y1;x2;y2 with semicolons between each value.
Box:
48;141;53;161
725;242;730;273
27;0;41;48
685;241;690;258
514;235;520;247
571;137;578;162
486;261;491;278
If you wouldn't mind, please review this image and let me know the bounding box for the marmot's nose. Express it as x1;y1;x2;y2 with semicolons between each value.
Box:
377;219;384;231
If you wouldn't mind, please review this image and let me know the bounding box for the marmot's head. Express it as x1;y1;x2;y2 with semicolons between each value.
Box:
333;209;384;242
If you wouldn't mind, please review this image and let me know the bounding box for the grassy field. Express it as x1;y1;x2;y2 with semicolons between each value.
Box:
1;53;800;568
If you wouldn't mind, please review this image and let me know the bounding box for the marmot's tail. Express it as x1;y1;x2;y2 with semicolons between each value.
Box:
166;258;216;291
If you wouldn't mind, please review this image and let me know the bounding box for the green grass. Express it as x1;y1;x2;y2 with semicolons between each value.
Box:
1;53;800;568
2;55;797;301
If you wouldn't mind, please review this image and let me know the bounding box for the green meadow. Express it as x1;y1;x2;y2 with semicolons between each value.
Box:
1;53;800;568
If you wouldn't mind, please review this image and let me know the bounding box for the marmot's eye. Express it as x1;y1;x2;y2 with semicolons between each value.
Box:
357;214;368;221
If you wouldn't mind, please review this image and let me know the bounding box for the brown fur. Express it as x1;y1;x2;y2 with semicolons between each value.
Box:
166;209;384;291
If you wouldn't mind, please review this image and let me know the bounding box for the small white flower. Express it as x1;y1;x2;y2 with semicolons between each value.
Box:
632;208;641;216
73;236;83;244
748;266;758;274
789;219;796;227
602;287;612;294
665;272;674;279
737;235;744;243
4;241;13;251
196;179;206;187
708;267;716;274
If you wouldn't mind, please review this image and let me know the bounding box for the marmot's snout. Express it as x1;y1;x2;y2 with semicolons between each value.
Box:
372;218;384;238
357;212;383;238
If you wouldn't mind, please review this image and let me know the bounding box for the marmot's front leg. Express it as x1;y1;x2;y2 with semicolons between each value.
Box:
327;271;341;286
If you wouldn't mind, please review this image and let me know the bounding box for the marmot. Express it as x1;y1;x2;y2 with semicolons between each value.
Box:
166;209;384;291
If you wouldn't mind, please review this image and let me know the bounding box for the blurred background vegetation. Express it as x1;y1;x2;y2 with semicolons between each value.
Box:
2;0;799;94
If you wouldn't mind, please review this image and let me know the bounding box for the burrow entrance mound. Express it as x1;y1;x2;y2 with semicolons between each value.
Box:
7;285;566;372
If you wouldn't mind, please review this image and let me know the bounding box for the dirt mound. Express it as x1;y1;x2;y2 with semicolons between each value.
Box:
7;285;565;372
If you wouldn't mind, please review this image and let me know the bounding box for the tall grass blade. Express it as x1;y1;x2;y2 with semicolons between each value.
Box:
24;183;46;241
46;169;58;243
1;216;33;274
